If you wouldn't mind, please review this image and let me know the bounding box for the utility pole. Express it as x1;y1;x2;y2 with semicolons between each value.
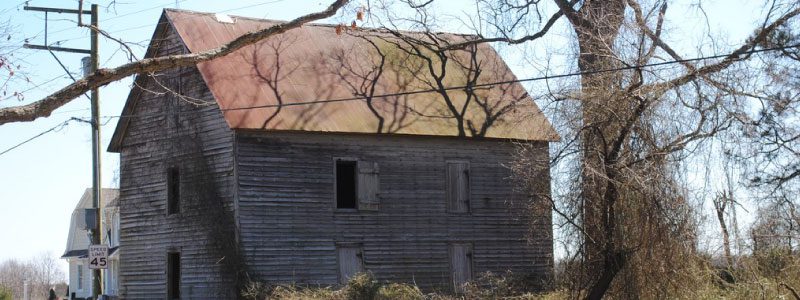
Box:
90;4;103;299
23;4;103;299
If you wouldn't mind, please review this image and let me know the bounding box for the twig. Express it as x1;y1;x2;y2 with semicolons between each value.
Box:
781;282;800;300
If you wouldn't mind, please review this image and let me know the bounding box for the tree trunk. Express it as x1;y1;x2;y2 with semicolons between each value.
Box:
556;0;629;298
714;192;734;269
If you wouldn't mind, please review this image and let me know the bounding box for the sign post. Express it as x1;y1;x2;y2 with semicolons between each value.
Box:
88;244;109;270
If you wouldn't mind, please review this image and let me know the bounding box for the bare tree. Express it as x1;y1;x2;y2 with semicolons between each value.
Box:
752;200;800;254
0;253;66;300
0;18;28;103
367;0;800;298
734;19;800;204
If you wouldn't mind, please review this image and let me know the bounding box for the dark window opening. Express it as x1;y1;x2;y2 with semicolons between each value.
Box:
336;160;357;209
167;252;181;299
167;167;180;215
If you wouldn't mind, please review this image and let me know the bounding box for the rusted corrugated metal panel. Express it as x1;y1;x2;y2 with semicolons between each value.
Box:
164;9;558;141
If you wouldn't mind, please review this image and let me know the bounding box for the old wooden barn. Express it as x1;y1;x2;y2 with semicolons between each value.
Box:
109;9;558;299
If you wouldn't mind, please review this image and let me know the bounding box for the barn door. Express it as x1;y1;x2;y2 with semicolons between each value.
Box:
446;161;470;213
337;246;364;284
450;243;473;293
357;161;380;211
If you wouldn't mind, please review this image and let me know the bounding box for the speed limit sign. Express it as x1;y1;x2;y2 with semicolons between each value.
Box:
88;245;108;269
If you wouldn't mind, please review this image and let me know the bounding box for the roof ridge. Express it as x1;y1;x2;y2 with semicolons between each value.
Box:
162;8;480;39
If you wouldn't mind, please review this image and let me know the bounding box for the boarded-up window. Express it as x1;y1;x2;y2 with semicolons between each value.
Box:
167;251;181;299
446;161;470;213
357;161;380;211
336;160;357;209
337;246;364;284
450;243;473;293
167;167;180;215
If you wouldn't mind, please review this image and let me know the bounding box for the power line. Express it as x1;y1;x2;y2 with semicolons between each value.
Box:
1;74;65;102
103;0;190;22
50;0;289;44
90;42;800;120
10;25;798;123
218;0;288;13
52;107;90;115
217;42;800;113
36;0;189;38
15;0;186;49
7;34;794;125
0;117;87;157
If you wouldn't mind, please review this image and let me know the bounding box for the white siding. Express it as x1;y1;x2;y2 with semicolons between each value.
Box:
69;260;91;299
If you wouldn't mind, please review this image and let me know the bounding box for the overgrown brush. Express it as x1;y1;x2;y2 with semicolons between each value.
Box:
612;252;800;300
241;273;424;300
240;256;800;300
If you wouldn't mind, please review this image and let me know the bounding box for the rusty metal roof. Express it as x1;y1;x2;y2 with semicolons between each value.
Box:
160;10;557;141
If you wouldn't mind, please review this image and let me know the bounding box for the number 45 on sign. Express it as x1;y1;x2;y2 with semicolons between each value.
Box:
88;245;108;269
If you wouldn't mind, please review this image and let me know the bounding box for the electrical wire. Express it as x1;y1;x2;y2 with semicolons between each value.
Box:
49;0;289;45
67;40;800;123
4;42;791;158
123;42;800;117
34;0;190;38
7;35;798;124
222;42;800;111
0;116;86;157
103;0;190;22
0;73;64;102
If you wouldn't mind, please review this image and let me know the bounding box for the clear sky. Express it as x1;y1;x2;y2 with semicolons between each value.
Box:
0;0;765;279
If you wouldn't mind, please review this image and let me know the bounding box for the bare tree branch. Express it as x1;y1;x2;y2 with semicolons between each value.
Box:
0;0;349;125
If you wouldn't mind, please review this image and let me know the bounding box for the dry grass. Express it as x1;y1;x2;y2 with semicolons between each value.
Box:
241;255;800;300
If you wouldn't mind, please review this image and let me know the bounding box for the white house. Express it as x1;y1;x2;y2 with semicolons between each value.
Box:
62;188;120;299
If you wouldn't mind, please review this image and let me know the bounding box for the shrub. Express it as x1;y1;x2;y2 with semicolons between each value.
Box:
461;271;544;299
270;285;340;300
239;271;554;300
241;281;273;300
755;249;794;278
342;273;380;300
375;283;424;300
0;286;10;300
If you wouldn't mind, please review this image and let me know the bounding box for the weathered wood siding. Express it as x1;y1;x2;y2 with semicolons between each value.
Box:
235;132;553;290
116;22;237;299
116;15;553;298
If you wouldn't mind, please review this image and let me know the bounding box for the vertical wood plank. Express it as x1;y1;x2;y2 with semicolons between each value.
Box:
337;246;364;284
358;161;380;211
450;243;473;293
446;162;470;213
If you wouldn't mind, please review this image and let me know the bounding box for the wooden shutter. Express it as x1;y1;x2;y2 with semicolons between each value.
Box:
450;243;473;293
357;161;380;211
446;161;470;213
337;246;364;284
